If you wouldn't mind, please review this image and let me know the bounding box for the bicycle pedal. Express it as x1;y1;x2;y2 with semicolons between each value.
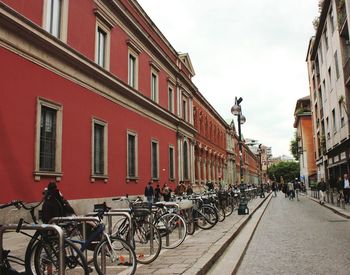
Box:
138;253;145;259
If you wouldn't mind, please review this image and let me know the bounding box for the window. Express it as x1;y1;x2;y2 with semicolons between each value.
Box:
328;67;332;88
35;98;63;180
151;72;158;102
128;53;138;89
334;51;340;79
92;119;108;179
43;0;68;41
332;109;336;134
182;98;187;121
97;28;106;67
45;0;62;38
95;19;110;70
169;146;175;180
127;132;138;178
339;101;345;127
151;140;159;179
168;86;174;113
40;106;57;171
183;141;189;180
326;117;330;139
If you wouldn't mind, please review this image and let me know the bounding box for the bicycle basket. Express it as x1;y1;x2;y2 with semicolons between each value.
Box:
93;202;110;212
131;204;151;217
218;191;228;200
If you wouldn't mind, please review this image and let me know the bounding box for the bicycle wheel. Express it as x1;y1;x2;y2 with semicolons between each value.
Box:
155;213;187;249
196;205;218;230
185;209;196;235
217;205;225;222
94;236;137;275
33;238;89;274
133;220;161;264
223;200;234;217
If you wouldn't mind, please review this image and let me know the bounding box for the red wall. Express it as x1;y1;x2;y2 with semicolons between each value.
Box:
2;0;44;26
0;47;177;203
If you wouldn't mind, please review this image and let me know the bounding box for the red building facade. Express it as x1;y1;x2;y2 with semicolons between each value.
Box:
0;0;261;205
0;0;198;203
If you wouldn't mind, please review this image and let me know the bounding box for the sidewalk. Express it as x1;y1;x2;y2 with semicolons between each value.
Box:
305;192;350;219
136;194;271;275
2;194;271;274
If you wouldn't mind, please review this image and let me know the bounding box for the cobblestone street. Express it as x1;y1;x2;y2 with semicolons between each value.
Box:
237;193;350;275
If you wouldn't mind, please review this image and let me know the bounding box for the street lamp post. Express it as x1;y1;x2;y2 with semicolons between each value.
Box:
231;97;249;215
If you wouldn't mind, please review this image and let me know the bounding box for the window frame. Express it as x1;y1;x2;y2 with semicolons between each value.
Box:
332;109;337;134
128;50;139;89
169;145;175;180
150;70;159;103
127;130;138;180
151;139;159;180
43;0;69;41
168;85;174;113
182;96;188;121
34;98;63;181
91;118;108;181
334;51;340;80
183;140;189;180
95;19;110;70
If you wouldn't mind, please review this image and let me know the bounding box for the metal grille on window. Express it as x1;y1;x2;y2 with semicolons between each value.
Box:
40;106;57;171
128;135;136;177
94;124;104;175
152;142;158;178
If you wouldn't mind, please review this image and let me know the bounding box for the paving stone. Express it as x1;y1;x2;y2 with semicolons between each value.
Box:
237;193;350;275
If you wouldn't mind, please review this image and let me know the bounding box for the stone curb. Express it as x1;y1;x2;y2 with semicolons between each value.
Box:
306;195;350;219
184;193;272;275
231;194;272;275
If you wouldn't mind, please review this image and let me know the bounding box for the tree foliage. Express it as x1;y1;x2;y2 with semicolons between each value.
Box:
290;132;299;161
268;161;300;183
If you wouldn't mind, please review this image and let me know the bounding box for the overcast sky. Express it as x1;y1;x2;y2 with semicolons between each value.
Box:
137;0;319;157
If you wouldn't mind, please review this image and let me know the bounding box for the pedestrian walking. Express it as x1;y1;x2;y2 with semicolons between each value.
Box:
162;183;172;201
294;180;301;201
144;181;154;207
287;182;295;200
185;183;193;195
282;182;288;198
318;179;326;205
272;181;277;197
341;174;350;204
154;183;161;202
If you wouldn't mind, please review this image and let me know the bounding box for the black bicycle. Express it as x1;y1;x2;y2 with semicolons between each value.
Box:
0;200;89;275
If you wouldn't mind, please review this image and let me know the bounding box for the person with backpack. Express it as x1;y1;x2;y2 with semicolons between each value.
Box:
41;182;75;223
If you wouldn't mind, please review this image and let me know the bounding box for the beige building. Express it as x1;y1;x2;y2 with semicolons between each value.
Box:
306;0;350;186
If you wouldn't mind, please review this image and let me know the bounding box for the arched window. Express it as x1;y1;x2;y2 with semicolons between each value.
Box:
183;141;189;179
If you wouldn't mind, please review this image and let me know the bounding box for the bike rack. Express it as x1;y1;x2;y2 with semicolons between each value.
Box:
0;224;65;275
49;216;101;262
85;210;134;273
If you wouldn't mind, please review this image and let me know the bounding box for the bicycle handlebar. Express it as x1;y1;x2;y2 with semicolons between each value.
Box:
0;200;22;209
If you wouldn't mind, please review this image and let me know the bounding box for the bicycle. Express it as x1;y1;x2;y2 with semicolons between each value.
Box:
54;204;137;275
111;198;162;264
152;202;187;249
0;200;89;275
